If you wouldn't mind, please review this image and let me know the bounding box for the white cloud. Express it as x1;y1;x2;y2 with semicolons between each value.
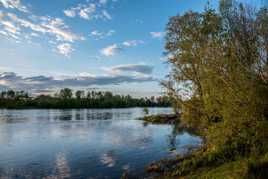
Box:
0;0;28;12
0;15;21;40
63;1;116;21
102;10;112;20
79;72;95;78
100;44;120;57
7;13;47;33
0;30;8;36
104;64;153;76
99;0;118;5
160;53;175;61
0;12;84;56
100;40;144;57
41;17;84;42
122;40;144;47
1;20;19;35
90;29;115;40
150;31;164;39
0;69;154;92
99;0;108;5
79;4;96;20
91;30;102;37
30;32;39;37
56;43;74;57
0;0;119;58
63;9;76;18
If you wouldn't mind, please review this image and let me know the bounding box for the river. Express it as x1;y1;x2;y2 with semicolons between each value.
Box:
0;108;202;178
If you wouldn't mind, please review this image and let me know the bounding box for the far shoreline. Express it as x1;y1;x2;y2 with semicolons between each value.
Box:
0;106;172;110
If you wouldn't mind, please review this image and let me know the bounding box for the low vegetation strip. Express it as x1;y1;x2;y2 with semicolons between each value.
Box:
140;114;179;124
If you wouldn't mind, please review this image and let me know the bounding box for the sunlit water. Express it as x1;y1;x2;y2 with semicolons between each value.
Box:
0;108;202;179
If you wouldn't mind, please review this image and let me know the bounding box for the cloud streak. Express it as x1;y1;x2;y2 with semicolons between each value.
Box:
0;64;154;93
90;29;115;40
122;40;144;47
0;0;28;12
63;0;115;21
150;31;164;39
56;43;74;57
104;64;153;75
100;40;144;57
100;44;121;57
0;1;84;57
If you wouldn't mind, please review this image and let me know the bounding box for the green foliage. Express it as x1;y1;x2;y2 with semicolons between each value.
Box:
165;0;268;153
161;0;268;177
59;88;73;99
143;107;149;115
75;90;85;99
247;154;268;179
0;89;172;109
141;114;178;124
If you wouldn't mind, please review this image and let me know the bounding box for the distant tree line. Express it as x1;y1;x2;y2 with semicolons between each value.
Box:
0;88;171;109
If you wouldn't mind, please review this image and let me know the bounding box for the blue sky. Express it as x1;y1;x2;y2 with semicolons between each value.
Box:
0;0;263;97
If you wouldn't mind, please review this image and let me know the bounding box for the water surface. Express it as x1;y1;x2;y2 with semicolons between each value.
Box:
0;108;202;178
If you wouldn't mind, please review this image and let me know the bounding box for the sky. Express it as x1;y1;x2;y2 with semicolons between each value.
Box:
0;0;264;97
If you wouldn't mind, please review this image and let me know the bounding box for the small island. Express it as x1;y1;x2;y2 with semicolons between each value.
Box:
140;113;179;124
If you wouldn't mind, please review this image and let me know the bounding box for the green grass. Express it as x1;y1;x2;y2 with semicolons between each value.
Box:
189;160;248;179
149;149;268;179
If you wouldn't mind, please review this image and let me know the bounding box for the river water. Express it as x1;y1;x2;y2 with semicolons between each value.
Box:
0;108;202;179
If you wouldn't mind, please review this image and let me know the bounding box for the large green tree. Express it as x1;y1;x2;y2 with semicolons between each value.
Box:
165;0;268;155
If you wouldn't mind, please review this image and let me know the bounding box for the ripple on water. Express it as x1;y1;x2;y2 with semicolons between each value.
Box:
0;108;202;179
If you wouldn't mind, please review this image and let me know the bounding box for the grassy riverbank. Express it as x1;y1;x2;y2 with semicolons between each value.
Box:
146;146;268;178
140;114;268;178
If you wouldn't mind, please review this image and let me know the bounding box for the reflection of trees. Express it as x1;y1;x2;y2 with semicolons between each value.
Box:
47;108;169;121
168;124;182;151
74;109;85;120
59;110;72;121
75;110;82;120
0;110;29;124
86;111;113;120
53;110;72;121
51;109;117;121
167;123;202;153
